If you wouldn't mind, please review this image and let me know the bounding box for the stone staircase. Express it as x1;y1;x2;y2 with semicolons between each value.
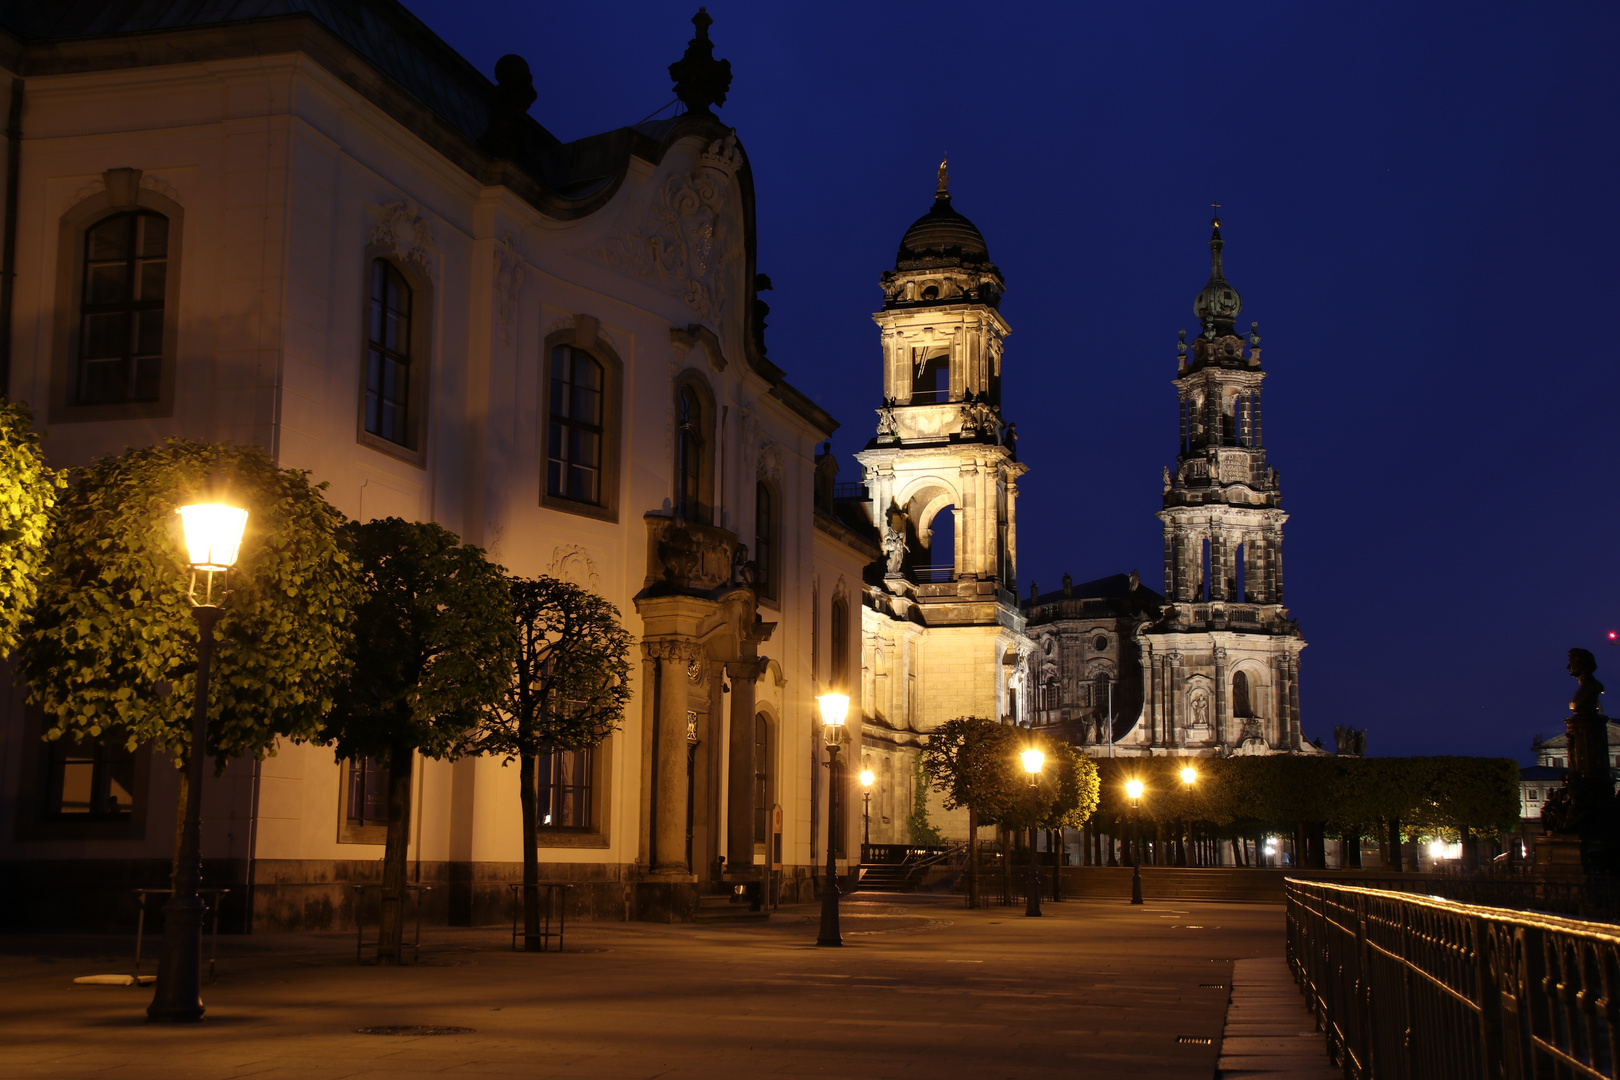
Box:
692;892;768;923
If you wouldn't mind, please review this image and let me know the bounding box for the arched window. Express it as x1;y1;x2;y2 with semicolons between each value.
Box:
676;385;704;520
753;712;770;842
830;595;850;692
77;211;168;406
754;480;777;601
365;259;413;446
547;346;604;504
1232;671;1252;718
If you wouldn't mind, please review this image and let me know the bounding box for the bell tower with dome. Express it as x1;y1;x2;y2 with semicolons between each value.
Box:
853;161;1034;759
1129;214;1310;756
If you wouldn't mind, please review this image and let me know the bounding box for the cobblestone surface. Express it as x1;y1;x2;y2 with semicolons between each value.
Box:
0;895;1307;1079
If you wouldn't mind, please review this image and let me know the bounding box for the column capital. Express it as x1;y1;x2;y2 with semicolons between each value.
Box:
642;638;707;664
725;656;771;682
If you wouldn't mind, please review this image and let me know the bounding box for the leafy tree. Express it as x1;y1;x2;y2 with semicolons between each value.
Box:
467;575;631;952
0;399;62;656
19;441;360;764
323;518;516;964
921;716;1023;907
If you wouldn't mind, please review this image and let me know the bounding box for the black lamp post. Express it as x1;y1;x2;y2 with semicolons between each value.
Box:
1021;747;1044;917
148;500;249;1023
1179;765;1197;867
1127;779;1144;906
816;693;848;947
859;767;873;854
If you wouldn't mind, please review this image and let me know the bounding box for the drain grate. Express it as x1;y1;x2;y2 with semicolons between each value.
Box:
1176;1035;1214;1046
356;1025;474;1036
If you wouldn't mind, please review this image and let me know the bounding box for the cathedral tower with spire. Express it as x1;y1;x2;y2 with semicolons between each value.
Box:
1130;214;1309;755
848;163;1035;835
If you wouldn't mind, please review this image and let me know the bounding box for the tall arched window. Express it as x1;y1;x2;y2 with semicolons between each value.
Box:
1232;671;1252;718
77;211;168;405
365;259;413;446
547;346;604;504
830;595;850;693
676;386;704;520
754;480;777;601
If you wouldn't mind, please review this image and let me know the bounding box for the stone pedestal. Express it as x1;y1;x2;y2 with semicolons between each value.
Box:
1531;835;1587;881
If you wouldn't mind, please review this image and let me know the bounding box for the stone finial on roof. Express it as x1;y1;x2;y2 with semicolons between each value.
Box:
669;8;733;116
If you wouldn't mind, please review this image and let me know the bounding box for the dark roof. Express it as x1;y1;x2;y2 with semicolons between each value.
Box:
1520;765;1567;781
0;0;561;153
896;194;990;269
1027;573;1165;607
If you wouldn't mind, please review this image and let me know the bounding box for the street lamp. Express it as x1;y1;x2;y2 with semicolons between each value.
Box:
859;768;874;852
1179;765;1197;867
148;498;249;1023
1126;779;1145;905
1021;748;1045;917
816;693;848;947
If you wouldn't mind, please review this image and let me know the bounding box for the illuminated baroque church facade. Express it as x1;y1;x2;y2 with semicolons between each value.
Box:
0;1;1314;925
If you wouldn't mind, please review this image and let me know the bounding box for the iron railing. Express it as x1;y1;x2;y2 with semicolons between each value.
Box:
1286;876;1620;1079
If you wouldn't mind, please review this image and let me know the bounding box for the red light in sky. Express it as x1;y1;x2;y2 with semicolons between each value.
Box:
1610;631;1617;641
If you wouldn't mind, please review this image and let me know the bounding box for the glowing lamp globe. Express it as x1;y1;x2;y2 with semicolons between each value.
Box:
1125;779;1144;801
859;769;874;788
177;503;249;572
1021;749;1045;775
1180;766;1197;786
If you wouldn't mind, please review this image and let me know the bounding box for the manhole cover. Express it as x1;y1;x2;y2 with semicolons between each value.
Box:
356;1025;474;1036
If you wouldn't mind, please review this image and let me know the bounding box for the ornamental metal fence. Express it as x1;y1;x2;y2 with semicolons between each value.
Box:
1286;877;1620;1079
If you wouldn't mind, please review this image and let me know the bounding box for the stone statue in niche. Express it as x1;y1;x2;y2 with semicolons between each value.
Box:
882;505;909;576
1190;690;1209;729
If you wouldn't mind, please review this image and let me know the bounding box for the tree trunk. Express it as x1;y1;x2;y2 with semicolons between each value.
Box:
377;740;414;965
966;806;980;909
519;753;542;951
1385;817;1402;872
1107;823;1119;866
999;825;1012;901
1460;827;1480;872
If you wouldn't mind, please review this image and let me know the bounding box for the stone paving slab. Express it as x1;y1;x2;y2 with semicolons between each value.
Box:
0;895;1290;1079
1216;956;1341;1078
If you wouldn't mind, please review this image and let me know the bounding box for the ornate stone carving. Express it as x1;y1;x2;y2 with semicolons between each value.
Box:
139;173;182;203
641;638;706;663
757;440;782;485
875;401;899;438
546;544;600;590
493;232;526;346
593;167;730;326
370;201;437;282
644;515;741;595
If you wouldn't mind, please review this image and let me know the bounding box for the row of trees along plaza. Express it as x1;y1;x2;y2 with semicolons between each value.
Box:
916;716;1522;903
0;403;634;1019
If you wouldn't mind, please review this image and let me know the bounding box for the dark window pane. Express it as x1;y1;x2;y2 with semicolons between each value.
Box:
139;260;167;302
82;313;128;359
86;263;129;304
364;260;412;446
77;212;169;406
86;218;130;261
139;215;168;258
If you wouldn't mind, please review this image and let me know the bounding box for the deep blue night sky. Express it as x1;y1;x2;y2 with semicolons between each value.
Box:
406;0;1620;763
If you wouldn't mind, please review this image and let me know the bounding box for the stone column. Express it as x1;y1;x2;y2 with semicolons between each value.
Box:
1213;648;1227;747
1209;531;1227;602
1286;655;1302;750
1162;527;1176;599
650;641;699;875
724;656;769;879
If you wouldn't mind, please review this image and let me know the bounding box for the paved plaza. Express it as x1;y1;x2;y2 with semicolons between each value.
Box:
0;894;1332;1079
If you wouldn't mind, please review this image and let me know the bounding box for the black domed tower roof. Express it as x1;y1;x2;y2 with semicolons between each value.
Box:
894;158;991;269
